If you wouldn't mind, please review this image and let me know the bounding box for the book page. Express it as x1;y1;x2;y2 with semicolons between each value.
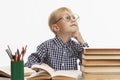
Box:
83;54;120;60
31;63;55;76
31;64;82;79
0;66;10;77
52;70;82;79
81;65;120;73
84;48;120;54
24;67;36;76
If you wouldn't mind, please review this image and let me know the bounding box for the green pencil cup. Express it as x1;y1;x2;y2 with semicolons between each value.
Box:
11;61;24;80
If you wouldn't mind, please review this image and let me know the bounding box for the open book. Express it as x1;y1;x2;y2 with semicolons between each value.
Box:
27;63;82;80
0;66;35;78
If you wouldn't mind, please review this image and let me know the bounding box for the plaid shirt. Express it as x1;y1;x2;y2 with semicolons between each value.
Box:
25;36;88;70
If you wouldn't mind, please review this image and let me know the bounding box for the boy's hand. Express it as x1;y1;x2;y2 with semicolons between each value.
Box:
72;28;85;44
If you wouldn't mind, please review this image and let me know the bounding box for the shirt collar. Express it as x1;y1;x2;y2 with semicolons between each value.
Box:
53;36;71;48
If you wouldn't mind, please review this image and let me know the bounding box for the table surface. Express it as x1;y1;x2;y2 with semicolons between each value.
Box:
0;77;10;80
0;77;27;80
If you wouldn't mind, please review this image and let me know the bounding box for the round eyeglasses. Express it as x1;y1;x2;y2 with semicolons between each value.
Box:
55;14;79;23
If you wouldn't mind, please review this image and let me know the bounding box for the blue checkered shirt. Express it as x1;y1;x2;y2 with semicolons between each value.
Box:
25;36;88;70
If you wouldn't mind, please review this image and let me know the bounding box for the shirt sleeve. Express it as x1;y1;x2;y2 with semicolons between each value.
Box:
24;53;41;68
81;42;89;47
70;41;89;64
73;42;89;55
24;43;47;68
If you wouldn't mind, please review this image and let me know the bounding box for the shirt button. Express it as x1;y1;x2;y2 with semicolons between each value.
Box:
62;63;64;66
63;51;66;54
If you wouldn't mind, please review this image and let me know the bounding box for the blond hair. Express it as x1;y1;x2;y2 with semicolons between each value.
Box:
48;7;72;32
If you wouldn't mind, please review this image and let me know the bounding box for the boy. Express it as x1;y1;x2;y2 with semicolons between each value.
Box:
25;7;89;70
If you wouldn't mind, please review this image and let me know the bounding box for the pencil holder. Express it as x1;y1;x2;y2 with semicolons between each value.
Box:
11;61;24;80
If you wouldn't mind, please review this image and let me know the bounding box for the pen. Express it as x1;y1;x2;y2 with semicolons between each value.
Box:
5;49;13;60
7;45;13;55
17;49;20;61
24;45;27;53
21;47;25;60
15;52;18;61
21;45;27;60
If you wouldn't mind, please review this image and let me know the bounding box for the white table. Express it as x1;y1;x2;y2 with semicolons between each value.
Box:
0;77;10;80
0;77;27;80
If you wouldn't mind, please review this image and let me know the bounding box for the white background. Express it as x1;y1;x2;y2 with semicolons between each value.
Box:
0;0;120;66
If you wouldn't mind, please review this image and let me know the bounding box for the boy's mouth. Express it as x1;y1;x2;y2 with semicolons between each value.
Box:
70;24;77;27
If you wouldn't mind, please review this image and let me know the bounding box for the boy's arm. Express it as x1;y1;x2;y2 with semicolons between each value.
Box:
24;53;41;68
72;27;89;47
25;44;47;68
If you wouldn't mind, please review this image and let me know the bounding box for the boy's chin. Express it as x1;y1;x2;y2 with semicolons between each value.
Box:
71;28;77;32
70;30;76;33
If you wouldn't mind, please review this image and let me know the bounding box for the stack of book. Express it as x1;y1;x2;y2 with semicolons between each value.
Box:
81;48;120;80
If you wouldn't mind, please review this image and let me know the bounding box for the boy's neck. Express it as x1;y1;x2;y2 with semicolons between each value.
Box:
57;34;72;43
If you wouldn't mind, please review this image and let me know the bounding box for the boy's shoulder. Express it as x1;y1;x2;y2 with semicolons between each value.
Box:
43;38;55;44
38;37;55;47
42;38;80;46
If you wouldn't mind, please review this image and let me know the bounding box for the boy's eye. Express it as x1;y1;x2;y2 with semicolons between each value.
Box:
66;16;70;20
72;16;75;19
61;14;79;22
64;16;71;21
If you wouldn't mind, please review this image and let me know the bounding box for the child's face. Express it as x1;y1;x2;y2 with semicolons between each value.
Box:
56;11;79;35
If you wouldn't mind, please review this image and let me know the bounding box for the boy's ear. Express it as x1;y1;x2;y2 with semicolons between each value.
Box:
52;24;60;32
